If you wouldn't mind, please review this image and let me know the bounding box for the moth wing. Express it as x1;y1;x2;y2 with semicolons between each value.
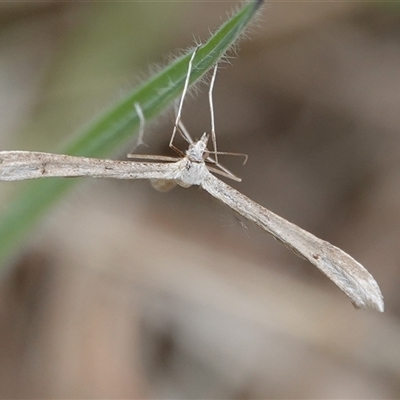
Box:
201;172;384;311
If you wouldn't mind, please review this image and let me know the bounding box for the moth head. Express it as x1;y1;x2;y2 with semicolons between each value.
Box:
186;133;210;162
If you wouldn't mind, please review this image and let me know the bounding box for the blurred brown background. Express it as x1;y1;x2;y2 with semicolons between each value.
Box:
0;1;400;398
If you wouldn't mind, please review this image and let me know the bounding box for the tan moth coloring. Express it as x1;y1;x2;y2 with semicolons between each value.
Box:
0;46;384;312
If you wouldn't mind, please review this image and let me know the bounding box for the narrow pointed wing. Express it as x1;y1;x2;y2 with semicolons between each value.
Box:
201;172;384;311
0;151;179;181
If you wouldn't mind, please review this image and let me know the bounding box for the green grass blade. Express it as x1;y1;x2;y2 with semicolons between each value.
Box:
0;0;262;267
